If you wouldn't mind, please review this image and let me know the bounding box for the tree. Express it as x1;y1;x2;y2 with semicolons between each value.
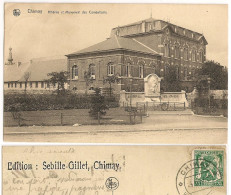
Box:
47;71;69;95
199;61;228;90
162;66;181;92
23;72;31;94
89;88;108;121
84;70;94;94
103;75;120;97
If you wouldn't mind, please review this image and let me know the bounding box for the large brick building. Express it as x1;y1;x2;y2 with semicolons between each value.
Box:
67;18;207;93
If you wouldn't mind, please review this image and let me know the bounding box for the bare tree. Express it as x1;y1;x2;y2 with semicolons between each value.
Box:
24;72;31;94
84;70;94;95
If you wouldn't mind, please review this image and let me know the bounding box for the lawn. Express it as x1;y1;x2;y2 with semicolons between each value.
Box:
4;108;142;127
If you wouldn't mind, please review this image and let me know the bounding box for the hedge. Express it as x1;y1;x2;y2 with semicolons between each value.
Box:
4;93;119;112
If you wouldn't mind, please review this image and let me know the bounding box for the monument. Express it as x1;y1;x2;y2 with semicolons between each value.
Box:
144;74;161;102
120;73;188;108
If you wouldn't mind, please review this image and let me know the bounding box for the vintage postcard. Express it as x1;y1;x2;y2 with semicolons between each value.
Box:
2;145;227;194
3;3;228;143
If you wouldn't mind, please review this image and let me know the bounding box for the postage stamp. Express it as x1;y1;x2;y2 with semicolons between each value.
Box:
193;150;224;187
176;149;225;195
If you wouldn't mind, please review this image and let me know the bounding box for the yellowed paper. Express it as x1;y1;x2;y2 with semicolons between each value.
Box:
2;146;226;195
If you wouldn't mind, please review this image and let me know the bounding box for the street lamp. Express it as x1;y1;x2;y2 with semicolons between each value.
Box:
129;78;133;108
207;77;211;109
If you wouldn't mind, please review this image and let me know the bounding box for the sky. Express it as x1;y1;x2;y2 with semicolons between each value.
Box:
4;3;228;67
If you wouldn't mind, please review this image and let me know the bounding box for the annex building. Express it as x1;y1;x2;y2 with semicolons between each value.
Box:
66;18;207;93
4;48;67;93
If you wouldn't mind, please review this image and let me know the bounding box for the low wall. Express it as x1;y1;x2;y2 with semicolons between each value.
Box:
120;90;188;107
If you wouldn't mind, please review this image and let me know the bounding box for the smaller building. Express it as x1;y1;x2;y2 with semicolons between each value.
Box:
4;49;67;93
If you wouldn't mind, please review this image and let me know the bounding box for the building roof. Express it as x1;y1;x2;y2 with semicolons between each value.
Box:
66;35;160;57
4;57;67;82
112;18;157;29
4;62;30;82
112;18;207;44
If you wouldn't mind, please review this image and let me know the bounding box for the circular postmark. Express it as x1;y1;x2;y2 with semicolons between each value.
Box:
13;9;21;17
105;177;119;191
176;159;223;195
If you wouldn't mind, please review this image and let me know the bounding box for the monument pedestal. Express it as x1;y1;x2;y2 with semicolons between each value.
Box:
144;95;161;103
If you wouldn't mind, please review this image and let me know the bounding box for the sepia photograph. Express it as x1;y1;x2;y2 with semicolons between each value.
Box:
3;3;228;143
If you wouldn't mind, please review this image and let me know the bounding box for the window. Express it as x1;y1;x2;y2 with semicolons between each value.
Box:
41;82;44;88
166;28;169;34
8;83;10;88
20;83;22;88
89;64;96;79
125;63;132;77
35;82;38;88
11;83;13;88
107;63;115;76
164;65;169;77
72;65;78;80
184;69;188;80
184;48;189;60
199;51;203;63
25;83;27;88
15;82;17;88
192;50;196;62
174;46;180;59
139;65;144;78
164;44;171;57
176;67;179;80
192;69;195;78
30;82;33;88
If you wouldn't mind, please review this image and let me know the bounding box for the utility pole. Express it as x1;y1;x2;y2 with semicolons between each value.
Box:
207;77;211;109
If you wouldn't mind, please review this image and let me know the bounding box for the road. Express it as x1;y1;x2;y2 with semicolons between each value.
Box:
4;112;227;144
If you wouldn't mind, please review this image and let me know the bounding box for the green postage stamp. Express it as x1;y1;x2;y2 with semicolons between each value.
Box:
194;150;224;186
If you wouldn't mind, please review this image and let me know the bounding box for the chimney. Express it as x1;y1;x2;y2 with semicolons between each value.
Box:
17;62;21;68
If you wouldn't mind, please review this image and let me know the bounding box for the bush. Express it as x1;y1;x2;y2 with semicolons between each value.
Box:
4;93;119;112
89;88;109;119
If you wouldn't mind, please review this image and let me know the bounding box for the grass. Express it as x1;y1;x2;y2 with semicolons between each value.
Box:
4;108;142;127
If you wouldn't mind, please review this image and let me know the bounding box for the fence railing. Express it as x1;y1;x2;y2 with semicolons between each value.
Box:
122;101;186;112
136;102;186;111
4;108;143;127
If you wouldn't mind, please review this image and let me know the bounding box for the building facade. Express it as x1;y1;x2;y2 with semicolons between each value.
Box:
111;18;207;91
66;35;161;93
67;18;207;93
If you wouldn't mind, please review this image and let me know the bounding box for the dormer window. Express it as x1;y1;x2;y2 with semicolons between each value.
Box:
192;33;194;38
183;30;186;35
166;28;169;34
